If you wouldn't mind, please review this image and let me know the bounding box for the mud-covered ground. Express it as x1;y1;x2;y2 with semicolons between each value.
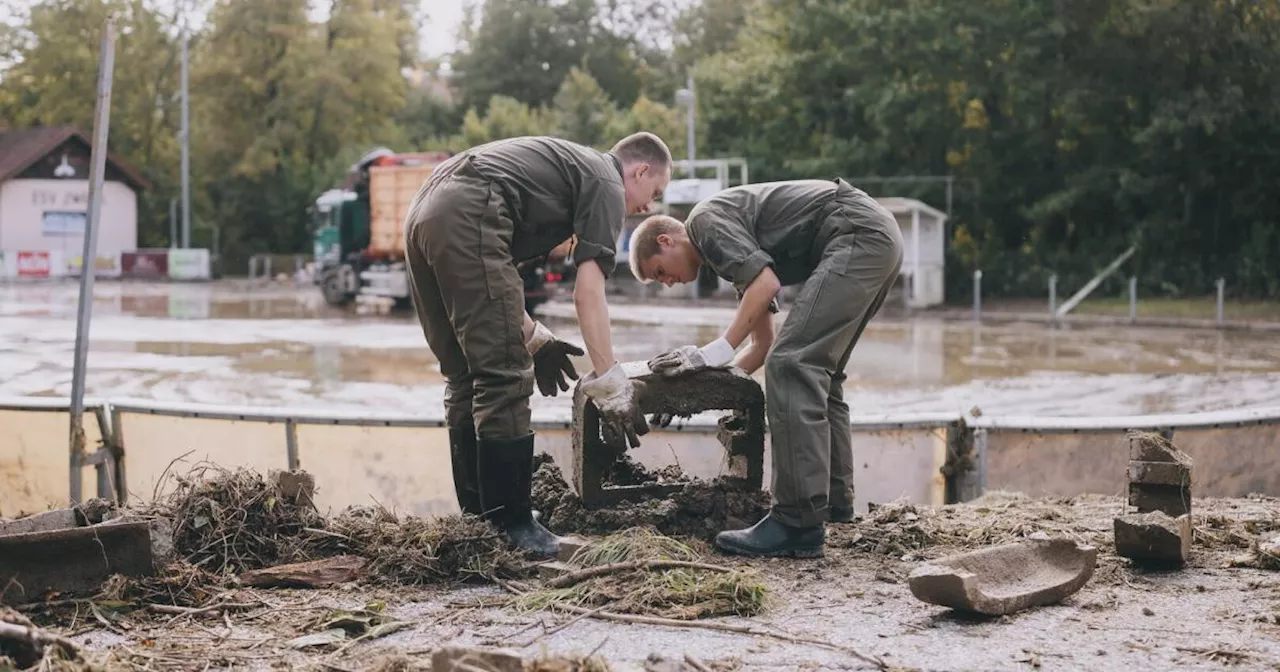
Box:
11;493;1280;672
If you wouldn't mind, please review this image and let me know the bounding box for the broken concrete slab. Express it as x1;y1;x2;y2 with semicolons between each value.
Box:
272;470;316;504
1129;430;1194;465
239;555;365;588
1128;483;1192;518
1114;512;1191;566
431;645;524;672
572;364;765;508
0;522;154;605
558;536;588;564
0;509;78;538
908;538;1097;616
1128;461;1191;487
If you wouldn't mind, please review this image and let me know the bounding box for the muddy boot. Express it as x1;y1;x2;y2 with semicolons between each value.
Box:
829;508;855;524
449;424;483;516
477;433;562;558
715;512;824;558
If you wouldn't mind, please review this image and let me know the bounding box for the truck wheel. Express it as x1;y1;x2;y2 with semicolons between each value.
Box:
322;268;353;306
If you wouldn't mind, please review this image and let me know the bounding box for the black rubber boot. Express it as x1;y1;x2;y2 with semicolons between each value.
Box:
477;433;562;558
448;425;483;516
829;508;855;524
714;512;825;558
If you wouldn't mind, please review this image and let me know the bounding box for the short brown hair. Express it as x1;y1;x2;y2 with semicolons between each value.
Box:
628;214;685;283
611;132;673;168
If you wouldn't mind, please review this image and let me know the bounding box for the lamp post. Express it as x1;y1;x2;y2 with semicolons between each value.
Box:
675;73;695;178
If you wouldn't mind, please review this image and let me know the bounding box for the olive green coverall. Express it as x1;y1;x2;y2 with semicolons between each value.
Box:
403;137;625;439
686;178;905;527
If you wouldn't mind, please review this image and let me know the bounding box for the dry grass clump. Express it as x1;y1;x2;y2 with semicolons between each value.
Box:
516;527;766;620
159;463;323;575
97;561;224;607
305;505;524;584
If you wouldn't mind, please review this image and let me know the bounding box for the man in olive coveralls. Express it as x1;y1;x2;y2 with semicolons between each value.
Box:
627;178;904;558
404;133;673;558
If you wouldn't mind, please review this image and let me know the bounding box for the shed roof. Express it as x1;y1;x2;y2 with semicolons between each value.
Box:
0;125;151;190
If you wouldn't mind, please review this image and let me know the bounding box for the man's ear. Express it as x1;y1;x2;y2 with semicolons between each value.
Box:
656;233;672;247
634;163;649;180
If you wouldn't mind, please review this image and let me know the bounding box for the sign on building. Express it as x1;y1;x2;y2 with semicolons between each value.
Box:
168;249;211;280
121;250;169;278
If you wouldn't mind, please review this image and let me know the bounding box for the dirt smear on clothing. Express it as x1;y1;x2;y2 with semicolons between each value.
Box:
531;454;770;540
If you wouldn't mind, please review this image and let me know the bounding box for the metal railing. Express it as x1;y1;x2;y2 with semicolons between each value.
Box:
5;395;1280;510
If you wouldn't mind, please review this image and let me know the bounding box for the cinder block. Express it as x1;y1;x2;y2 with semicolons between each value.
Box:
1129;483;1191;517
1115;512;1191;566
1128;461;1192;487
1129;431;1193;466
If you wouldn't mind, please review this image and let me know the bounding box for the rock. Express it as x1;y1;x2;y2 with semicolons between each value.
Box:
431;645;523;672
557;536;589;564
908;538;1097;616
74;498;117;525
1114;512;1191;566
0;509;78;537
273;470;316;504
239;555;365;588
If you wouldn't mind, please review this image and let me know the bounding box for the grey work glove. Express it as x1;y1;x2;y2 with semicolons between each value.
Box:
647;337;736;377
580;362;650;449
526;321;584;397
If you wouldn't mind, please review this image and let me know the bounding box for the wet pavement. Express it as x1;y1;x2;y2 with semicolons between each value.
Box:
3;280;1280;420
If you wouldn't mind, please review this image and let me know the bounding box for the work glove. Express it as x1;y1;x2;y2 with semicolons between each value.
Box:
527;321;585;397
647;337;736;377
579;363;650;449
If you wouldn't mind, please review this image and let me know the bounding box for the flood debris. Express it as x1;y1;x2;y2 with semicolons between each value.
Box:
0;520;154;606
285;601;409;651
1115;511;1192;567
238;554;365;588
531;455;769;541
0;607;81;669
432;646;612;672
98;560;225;607
907;538;1098;616
516;528;766;620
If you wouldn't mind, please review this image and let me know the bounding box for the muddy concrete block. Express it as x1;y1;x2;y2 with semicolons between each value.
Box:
572;363;764;508
0;509;78;537
1129;431;1193;466
1128;461;1191;487
272;470;316;504
558;536;589;564
1128;483;1191;518
908;538;1097;616
0;522;154;605
432;645;523;672
1114;512;1191;566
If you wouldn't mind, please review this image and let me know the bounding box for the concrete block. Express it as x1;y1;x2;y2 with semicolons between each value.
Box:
1114;512;1191;566
1128;461;1191;487
0;522;154;605
1128;483;1191;518
272;470;316;504
431;645;524;672
571;364;764;508
908;538;1097;616
0;509;78;537
558;536;589;564
1129;431;1193;466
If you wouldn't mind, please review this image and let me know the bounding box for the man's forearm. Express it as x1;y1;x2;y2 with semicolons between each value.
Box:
573;259;615;374
723;268;781;349
522;311;535;342
733;341;768;375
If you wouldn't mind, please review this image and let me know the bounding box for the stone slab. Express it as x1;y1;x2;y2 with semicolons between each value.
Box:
1114;512;1191;566
0;509;78;538
1129;483;1191;517
908;538;1097;616
0;521;154;605
1128;461;1191;487
557;536;589;564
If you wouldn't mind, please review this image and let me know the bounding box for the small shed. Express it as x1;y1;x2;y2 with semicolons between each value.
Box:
877;197;948;308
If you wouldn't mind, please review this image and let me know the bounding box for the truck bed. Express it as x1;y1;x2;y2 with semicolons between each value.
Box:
367;163;439;258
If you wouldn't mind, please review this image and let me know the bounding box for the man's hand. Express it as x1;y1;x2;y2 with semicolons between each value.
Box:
527;321;585;397
647;338;736;377
580;363;649;449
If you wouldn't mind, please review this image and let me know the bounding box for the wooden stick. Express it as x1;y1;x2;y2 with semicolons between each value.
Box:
684;653;714;672
546;560;735;589
148;602;257;617
0;620;81;660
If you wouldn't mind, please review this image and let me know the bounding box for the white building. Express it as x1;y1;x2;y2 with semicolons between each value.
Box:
878;197;948;308
0;125;150;278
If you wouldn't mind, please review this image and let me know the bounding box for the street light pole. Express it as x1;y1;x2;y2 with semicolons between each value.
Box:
180;31;191;249
675;74;696;178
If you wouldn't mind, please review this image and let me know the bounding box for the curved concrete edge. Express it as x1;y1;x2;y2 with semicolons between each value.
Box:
908;539;1098;616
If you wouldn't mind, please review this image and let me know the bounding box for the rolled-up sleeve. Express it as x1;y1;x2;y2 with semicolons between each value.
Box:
571;175;625;279
689;210;774;290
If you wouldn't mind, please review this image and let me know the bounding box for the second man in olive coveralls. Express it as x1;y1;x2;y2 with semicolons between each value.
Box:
404;133;673;558
627;178;904;558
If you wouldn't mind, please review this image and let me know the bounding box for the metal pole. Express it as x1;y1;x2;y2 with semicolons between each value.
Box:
945;176;953;218
180;32;191;249
69;18;116;505
1049;274;1057;318
685;72;696;178
1216;278;1225;325
973;270;982;322
169;198;177;248
1129;276;1137;322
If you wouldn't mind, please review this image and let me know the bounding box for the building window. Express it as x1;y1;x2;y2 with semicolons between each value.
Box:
43;211;86;236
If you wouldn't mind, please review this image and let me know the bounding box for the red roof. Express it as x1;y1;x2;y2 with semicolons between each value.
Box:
0;125;152;190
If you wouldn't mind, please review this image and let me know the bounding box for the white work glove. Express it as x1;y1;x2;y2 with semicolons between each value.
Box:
647;337;736;377
527;321;584;397
579;362;649;449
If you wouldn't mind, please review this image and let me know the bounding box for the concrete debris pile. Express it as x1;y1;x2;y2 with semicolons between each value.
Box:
1114;431;1194;567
